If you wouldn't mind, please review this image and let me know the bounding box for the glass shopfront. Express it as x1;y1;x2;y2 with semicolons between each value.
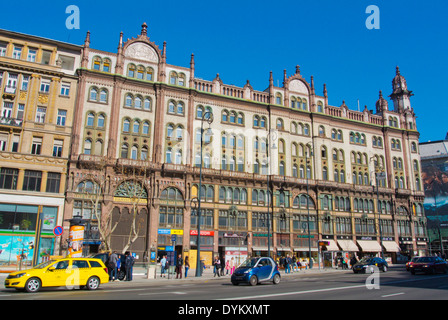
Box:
0;204;58;267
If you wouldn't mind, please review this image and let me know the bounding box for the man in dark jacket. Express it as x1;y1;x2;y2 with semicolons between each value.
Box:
124;251;135;281
176;254;183;279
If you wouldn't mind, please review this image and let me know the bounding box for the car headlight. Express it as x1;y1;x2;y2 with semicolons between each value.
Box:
243;269;251;274
8;272;26;279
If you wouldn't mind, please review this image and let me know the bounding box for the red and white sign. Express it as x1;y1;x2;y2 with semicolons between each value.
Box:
190;230;214;236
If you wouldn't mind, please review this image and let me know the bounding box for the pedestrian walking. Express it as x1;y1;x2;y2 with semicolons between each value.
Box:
213;256;221;277
108;251;119;281
230;257;235;275
160;255;167;278
220;255;225;276
285;255;291;274
124;251;135;281
225;259;230;275
116;255;121;281
184;256;190;278
176;254;183;279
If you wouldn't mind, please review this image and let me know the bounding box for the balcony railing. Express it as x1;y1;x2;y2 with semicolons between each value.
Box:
0;117;22;127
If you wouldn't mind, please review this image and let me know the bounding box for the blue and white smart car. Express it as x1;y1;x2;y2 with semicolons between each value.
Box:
231;257;281;286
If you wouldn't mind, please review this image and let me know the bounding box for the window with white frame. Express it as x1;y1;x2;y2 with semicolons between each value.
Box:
60;83;70;96
40;79;50;93
2;102;13;118
12;46;22;59
16;104;24;120
52;139;63;157
57;109;67;126
27;48;37;62
35;107;46;123
0;133;7;151
0;43;6;56
21;75;29;91
31;137;42;155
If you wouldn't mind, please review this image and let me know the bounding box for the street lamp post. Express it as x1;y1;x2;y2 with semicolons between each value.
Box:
375;171;386;260
194;111;213;277
305;147;314;269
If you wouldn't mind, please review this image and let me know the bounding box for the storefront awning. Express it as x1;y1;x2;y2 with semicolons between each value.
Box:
337;240;359;252
382;241;401;253
357;240;382;252
326;240;339;251
294;247;318;252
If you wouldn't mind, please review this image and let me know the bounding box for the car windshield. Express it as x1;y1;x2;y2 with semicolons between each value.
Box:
417;257;435;263
33;260;56;269
239;258;259;268
359;257;373;263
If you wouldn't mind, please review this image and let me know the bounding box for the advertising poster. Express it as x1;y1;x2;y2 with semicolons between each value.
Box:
0;235;35;266
422;161;448;242
68;225;85;257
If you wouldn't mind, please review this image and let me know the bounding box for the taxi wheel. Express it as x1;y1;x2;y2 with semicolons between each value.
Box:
86;276;100;290
25;277;41;293
249;275;258;286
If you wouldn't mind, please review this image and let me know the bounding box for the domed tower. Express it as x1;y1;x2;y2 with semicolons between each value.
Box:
389;66;413;113
375;90;388;114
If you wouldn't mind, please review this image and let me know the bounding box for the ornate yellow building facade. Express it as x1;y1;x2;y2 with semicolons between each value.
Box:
0;29;81;266
63;24;427;267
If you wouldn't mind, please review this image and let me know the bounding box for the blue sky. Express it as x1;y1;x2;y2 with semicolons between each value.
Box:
1;0;446;143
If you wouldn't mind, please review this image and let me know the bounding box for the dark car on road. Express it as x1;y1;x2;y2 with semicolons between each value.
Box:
353;257;388;273
92;252;126;280
231;257;281;286
409;256;448;275
406;256;420;271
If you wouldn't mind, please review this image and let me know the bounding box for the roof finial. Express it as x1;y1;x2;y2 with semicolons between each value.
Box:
296;65;300;74
141;22;148;37
84;31;90;48
396;66;400;75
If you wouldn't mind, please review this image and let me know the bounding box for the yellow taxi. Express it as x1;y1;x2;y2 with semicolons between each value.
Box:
4;257;109;293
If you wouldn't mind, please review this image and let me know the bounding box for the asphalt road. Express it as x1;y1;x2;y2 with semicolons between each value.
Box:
1;266;447;302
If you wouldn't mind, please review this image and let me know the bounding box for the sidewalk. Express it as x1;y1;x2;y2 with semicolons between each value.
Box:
109;265;351;284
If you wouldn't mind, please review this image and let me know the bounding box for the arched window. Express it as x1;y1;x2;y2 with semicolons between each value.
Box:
84;139;92;155
123;119;130;133
86;113;95;126
89;88;98;101
166;147;172;163
97;114;105;128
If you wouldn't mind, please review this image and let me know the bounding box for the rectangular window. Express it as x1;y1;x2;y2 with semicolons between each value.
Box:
31;137;42;155
52;139;63;157
40;79;50;93
11;135;20;152
0;43;6;56
21;75;29;91
7;73;18;89
56;109;67;126
2;102;13;118
0;133;7;151
60;83;70;96
46;172;61;193
41;50;52;65
22;170;42;192
0;168;19;190
35;107;46;123
16;104;25;120
27;48;37;62
12;46;22;59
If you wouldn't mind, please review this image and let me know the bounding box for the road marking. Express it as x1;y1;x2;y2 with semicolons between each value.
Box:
219;284;367;300
381;292;405;298
220;275;448;300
